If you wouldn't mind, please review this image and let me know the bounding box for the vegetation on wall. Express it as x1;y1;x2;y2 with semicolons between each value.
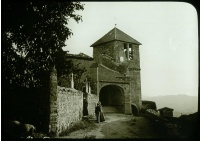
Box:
101;55;129;74
57;62;87;90
58;64;96;94
117;64;127;74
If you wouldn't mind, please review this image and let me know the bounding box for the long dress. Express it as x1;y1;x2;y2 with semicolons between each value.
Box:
100;107;105;122
83;100;88;116
95;105;101;123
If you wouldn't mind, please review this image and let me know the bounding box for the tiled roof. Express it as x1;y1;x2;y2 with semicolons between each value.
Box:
90;27;142;47
66;52;93;60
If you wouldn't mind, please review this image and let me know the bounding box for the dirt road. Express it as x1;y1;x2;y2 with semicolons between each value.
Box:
60;113;167;139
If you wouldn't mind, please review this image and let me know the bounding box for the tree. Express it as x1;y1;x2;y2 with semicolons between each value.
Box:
2;1;84;88
58;66;87;89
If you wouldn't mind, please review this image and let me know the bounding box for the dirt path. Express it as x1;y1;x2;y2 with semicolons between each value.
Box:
60;113;167;139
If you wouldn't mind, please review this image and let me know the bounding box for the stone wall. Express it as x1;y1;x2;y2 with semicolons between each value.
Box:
87;93;99;116
93;41;115;63
130;70;142;110
57;86;83;135
98;64;124;83
93;40;139;64
49;86;83;136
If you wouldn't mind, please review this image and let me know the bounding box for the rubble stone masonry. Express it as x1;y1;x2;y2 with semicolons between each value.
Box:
56;86;83;135
87;93;99;116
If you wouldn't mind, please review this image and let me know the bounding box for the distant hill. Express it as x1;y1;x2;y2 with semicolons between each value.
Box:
142;94;198;117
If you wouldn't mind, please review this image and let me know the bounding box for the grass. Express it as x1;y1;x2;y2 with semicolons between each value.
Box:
59;117;97;137
87;114;95;119
84;135;96;139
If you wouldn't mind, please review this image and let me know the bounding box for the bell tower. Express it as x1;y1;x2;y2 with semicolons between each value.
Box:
90;27;142;114
91;27;141;66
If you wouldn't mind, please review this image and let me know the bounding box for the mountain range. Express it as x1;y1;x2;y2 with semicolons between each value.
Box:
142;94;198;117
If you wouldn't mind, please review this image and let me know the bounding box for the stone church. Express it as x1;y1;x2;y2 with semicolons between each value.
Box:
67;27;142;115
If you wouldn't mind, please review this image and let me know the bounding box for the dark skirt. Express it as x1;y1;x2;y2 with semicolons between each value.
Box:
100;112;105;122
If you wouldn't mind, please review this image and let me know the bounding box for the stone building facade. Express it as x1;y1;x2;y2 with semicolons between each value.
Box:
66;27;142;115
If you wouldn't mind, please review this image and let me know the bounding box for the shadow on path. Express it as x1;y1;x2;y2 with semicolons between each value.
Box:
60;113;169;139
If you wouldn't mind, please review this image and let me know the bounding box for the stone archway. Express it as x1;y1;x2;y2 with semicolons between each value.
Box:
131;104;139;116
99;85;124;113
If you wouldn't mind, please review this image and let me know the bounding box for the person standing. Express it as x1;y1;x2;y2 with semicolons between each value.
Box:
95;101;105;123
83;97;89;116
100;105;105;122
95;102;101;123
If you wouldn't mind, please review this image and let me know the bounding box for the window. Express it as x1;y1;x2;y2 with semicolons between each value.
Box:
124;43;127;59
129;44;133;60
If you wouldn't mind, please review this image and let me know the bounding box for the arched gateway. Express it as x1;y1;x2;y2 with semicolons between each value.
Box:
99;85;125;113
89;27;142;115
65;27;142;115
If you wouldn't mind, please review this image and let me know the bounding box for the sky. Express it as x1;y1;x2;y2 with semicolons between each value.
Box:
63;2;198;97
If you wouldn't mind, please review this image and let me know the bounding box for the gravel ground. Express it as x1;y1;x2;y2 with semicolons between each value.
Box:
60;113;168;139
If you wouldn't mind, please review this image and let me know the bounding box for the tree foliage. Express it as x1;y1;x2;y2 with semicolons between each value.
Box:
2;1;84;88
57;61;87;90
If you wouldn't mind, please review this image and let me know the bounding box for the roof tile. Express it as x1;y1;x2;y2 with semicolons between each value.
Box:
90;27;141;47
